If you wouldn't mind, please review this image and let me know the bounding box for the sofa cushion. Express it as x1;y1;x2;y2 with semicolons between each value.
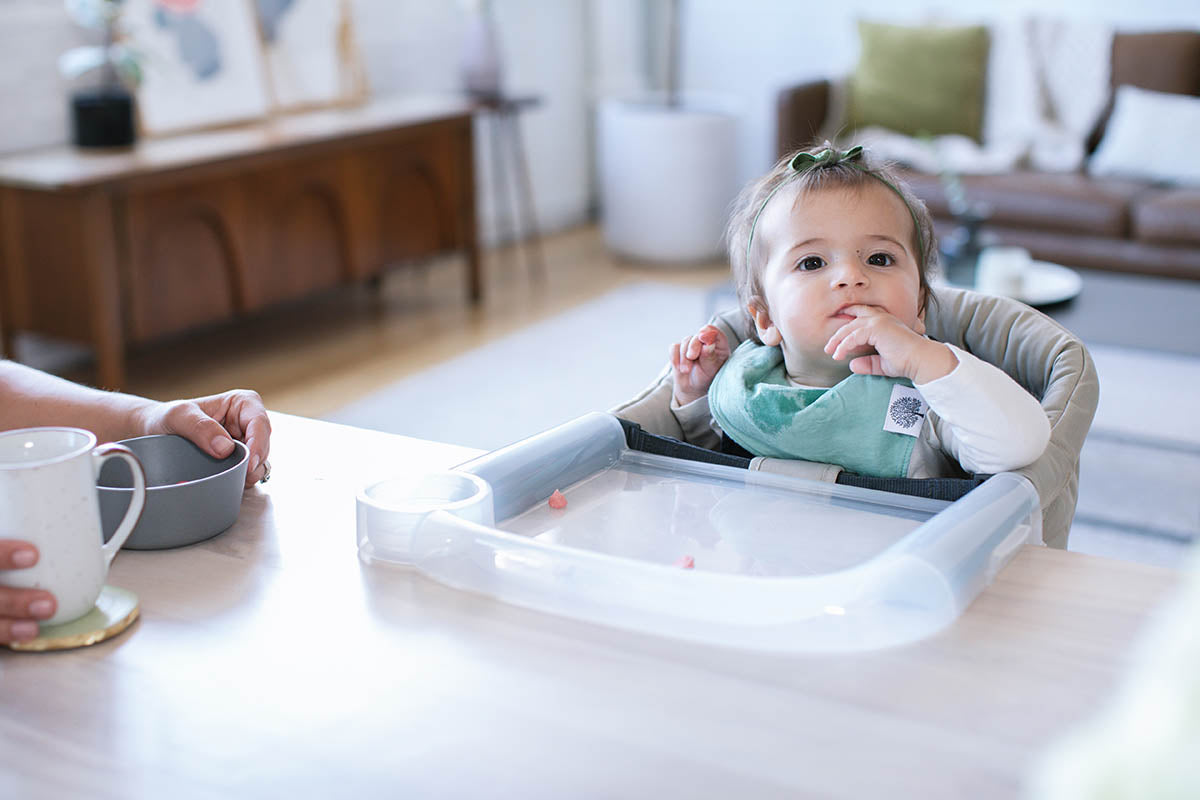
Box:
1088;86;1200;186
847;21;990;142
900;170;1145;238
1087;30;1200;151
1133;189;1200;246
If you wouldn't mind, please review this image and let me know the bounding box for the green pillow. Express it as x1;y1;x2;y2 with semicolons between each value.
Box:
846;20;990;143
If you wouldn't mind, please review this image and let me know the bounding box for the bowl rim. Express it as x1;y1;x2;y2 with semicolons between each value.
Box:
96;435;249;492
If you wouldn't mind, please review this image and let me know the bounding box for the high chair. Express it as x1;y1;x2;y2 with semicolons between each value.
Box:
613;286;1099;549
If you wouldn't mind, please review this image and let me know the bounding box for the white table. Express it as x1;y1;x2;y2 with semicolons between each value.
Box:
0;413;1179;799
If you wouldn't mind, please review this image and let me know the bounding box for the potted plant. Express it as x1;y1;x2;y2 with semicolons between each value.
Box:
597;0;738;263
59;0;143;148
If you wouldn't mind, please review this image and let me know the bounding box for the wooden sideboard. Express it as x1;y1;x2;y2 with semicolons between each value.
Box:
0;96;480;388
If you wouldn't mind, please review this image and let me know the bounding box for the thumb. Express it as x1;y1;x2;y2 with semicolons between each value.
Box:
848;355;886;376
169;404;236;459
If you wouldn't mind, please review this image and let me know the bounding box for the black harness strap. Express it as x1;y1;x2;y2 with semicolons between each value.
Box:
833;473;988;501
619;418;751;468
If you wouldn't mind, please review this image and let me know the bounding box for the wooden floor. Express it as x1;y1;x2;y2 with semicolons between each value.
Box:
43;225;728;418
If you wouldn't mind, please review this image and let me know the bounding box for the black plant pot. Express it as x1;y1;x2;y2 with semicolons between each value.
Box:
70;87;137;148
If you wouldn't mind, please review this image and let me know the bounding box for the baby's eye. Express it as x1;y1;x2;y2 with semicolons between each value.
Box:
796;255;825;271
867;252;895;267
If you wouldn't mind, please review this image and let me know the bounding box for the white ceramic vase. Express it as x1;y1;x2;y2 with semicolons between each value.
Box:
598;95;738;263
459;8;503;98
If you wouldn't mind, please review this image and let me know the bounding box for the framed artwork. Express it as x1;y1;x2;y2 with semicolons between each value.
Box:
125;0;272;135
256;0;368;112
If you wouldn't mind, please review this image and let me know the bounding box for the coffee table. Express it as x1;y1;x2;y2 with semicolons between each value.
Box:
1041;267;1200;357
0;413;1178;798
936;260;1083;307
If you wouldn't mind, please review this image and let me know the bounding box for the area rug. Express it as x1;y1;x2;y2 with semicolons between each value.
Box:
325;282;714;451
327;281;1199;567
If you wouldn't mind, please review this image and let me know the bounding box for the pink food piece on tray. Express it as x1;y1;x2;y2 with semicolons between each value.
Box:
673;555;695;569
548;489;568;509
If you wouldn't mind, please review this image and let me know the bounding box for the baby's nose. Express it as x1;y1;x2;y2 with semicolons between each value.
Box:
831;260;869;287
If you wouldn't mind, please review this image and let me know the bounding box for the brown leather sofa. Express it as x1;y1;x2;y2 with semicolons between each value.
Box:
777;29;1200;281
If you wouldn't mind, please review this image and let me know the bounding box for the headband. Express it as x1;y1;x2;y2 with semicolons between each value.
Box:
744;145;926;269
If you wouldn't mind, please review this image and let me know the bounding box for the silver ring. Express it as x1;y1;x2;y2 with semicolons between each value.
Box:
259;460;272;484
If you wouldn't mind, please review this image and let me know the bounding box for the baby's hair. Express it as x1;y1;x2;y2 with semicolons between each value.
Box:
725;141;939;342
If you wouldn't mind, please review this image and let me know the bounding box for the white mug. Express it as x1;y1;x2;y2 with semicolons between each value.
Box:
0;427;146;625
975;246;1032;298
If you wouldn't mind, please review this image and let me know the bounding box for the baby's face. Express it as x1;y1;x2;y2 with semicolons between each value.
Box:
751;182;924;384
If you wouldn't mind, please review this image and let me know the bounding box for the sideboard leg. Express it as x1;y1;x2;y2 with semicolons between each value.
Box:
0;187;25;361
79;190;127;389
459;121;483;305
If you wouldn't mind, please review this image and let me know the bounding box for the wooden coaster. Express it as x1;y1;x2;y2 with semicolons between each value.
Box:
6;585;139;652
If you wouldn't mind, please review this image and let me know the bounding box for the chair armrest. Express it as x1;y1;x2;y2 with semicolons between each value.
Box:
926;286;1099;549
776;78;833;158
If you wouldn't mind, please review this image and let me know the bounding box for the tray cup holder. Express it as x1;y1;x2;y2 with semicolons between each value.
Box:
356;471;494;563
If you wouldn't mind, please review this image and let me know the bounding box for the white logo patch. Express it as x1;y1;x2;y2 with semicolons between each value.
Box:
883;385;928;437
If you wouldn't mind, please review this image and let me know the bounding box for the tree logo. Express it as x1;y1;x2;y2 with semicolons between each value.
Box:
889;396;925;429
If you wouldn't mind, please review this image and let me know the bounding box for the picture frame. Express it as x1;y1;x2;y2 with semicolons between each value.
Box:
256;0;368;113
124;0;272;136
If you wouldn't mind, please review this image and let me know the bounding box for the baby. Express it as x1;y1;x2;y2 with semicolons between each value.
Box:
669;144;1050;479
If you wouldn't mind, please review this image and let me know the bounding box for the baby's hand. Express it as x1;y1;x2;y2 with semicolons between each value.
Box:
670;325;731;406
824;305;956;384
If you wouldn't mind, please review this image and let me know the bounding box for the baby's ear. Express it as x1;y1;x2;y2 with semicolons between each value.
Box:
748;302;782;346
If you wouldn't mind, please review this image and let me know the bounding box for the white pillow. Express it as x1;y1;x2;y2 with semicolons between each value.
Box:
1089;85;1200;186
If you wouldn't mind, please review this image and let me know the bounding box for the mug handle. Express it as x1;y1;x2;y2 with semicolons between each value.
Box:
93;443;147;564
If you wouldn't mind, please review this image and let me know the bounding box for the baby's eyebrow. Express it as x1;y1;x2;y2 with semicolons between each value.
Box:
785;237;827;253
865;234;910;253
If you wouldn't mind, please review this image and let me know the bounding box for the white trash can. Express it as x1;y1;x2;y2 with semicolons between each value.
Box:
598;96;738;263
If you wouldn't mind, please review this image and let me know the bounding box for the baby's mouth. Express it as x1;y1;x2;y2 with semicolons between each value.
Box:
831;305;857;321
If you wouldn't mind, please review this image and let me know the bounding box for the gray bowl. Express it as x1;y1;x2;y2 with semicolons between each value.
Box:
99;434;248;550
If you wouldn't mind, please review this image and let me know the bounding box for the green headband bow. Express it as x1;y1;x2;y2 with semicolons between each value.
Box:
744;144;925;269
791;144;864;171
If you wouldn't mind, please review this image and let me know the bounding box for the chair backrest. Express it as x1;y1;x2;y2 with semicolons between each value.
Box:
613;285;1099;548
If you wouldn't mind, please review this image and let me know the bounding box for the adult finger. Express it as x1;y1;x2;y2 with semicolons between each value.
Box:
0;540;39;569
229;390;267;434
1;618;43;644
0;585;56;621
242;413;271;472
164;403;237;460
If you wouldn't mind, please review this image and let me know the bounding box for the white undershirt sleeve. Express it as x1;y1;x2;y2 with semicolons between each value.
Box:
914;343;1051;474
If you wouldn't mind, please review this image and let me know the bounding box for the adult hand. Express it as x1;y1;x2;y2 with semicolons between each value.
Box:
138;389;272;487
824;305;956;385
0;541;56;644
670;325;732;406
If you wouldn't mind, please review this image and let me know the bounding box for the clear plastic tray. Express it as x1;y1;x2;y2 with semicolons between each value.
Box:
357;412;1041;652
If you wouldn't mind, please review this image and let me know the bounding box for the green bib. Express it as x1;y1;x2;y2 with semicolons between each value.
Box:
709;341;920;478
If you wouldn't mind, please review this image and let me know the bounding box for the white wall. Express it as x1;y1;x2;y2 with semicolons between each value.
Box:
679;0;1200;189
0;0;89;154
352;0;593;242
